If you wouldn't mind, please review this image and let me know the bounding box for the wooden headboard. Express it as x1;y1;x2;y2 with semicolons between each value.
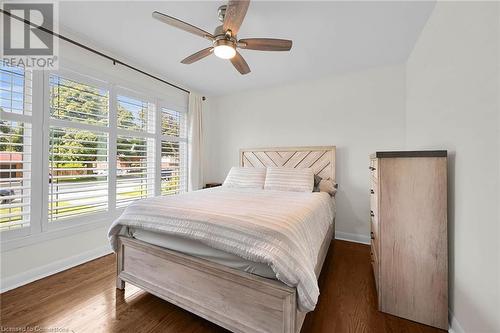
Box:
240;146;336;182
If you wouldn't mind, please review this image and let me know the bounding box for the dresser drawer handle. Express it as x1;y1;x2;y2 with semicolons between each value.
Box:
370;189;374;194
369;166;376;171
370;210;375;217
371;231;375;240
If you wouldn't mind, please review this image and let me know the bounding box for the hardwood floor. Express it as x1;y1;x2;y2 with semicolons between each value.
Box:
0;240;446;333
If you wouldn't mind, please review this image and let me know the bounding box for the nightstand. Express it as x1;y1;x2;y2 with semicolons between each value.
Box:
204;182;222;189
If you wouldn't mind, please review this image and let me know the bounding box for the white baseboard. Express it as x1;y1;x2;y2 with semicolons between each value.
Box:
335;231;371;244
0;245;112;293
448;310;465;333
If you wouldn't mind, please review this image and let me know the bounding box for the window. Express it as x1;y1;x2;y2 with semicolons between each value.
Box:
116;136;154;207
48;127;108;221
1;65;31;116
0;65;32;232
116;94;155;207
48;74;109;222
1;64;188;239
0;120;32;230
160;108;187;195
161;141;186;195
117;95;154;132
161;108;185;137
50;76;108;125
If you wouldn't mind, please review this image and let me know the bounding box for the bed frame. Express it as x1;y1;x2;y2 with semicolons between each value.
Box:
116;146;336;333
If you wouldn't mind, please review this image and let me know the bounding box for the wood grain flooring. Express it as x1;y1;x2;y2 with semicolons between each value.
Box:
0;240;447;333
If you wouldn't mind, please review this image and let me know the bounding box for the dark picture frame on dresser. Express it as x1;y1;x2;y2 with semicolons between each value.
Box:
204;183;222;189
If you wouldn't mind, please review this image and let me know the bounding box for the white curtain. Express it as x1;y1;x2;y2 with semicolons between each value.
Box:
187;93;203;191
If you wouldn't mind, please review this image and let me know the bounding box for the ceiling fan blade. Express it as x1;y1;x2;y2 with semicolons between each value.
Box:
223;0;250;36
152;11;213;40
238;38;292;51
230;51;251;75
181;47;214;64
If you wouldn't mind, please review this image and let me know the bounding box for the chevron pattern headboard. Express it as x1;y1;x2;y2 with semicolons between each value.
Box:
239;146;336;181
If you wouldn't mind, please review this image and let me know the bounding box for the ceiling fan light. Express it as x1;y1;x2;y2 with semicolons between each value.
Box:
214;45;236;59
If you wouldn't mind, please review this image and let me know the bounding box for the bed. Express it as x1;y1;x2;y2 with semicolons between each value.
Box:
109;146;336;333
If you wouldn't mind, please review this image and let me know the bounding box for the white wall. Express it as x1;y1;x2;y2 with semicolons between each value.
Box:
406;2;499;332
1;226;111;291
204;65;406;242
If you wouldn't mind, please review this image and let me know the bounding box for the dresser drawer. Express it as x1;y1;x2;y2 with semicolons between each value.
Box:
370;185;379;242
369;158;378;180
370;184;378;216
371;243;379;291
370;214;379;256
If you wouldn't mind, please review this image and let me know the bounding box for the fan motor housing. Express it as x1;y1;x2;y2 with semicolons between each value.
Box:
213;37;236;49
214;25;237;40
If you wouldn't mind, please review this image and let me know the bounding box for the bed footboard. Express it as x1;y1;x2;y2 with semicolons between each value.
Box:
116;222;334;333
116;236;298;333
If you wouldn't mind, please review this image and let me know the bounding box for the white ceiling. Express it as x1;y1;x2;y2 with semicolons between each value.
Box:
58;1;435;96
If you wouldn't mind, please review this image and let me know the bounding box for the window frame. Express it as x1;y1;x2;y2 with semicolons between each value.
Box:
0;63;189;247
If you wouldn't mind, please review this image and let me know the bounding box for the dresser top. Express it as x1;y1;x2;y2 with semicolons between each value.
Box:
371;150;447;158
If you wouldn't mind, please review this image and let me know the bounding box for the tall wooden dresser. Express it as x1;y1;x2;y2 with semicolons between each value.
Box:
369;151;448;330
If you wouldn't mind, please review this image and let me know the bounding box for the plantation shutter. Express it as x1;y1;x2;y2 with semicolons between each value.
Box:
48;74;109;221
160;108;187;195
48;128;109;220
0;65;32;231
116;94;155;207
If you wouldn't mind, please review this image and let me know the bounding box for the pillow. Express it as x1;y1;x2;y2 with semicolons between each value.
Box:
264;167;314;192
313;174;322;192
319;179;338;197
313;175;338;197
223;167;266;189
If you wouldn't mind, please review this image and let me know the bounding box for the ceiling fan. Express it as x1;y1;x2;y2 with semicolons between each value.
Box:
152;0;293;75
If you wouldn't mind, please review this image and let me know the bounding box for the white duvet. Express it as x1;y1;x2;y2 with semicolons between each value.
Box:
108;187;335;312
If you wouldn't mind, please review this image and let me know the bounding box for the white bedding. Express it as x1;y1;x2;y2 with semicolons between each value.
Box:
108;187;335;312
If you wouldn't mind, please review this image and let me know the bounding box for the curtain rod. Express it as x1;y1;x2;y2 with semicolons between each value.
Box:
1;9;206;100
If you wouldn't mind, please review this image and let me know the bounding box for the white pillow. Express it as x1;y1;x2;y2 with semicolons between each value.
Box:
223;167;266;189
264;167;314;192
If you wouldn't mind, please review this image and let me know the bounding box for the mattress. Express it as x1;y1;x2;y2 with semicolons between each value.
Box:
129;227;277;279
126;193;336;281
